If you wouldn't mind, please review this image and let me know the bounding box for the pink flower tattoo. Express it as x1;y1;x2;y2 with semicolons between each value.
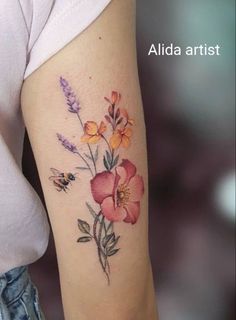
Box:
91;160;144;224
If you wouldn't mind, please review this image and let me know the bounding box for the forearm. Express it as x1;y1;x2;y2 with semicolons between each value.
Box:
21;0;158;319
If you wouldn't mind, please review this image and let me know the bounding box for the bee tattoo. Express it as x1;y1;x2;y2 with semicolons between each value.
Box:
49;168;77;192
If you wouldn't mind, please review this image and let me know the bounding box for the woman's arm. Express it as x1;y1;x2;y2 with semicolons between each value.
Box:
21;1;158;319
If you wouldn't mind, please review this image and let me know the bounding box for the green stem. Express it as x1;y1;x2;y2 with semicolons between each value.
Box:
74;151;94;177
101;135;112;155
88;143;97;174
98;217;111;274
76;113;97;175
98;216;105;242
111;149;114;165
93;212;110;285
101;135;117;170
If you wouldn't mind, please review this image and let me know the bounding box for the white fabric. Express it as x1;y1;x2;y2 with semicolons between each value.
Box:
0;0;111;274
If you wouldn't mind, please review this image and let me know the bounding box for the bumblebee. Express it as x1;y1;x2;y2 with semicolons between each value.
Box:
49;168;77;192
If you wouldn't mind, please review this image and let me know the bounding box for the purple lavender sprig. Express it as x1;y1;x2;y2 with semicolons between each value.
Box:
57;133;78;153
60;77;81;113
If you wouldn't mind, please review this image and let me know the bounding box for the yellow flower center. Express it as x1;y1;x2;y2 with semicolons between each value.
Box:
117;184;130;207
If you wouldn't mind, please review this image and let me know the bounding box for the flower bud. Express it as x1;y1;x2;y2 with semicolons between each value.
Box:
108;105;114;118
105;115;111;123
115;108;120;120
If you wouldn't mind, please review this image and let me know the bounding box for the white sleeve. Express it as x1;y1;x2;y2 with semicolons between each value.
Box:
24;0;112;79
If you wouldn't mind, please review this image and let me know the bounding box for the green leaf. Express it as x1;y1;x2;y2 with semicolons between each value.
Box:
105;221;113;235
116;117;123;125
86;202;97;218
112;155;119;167
94;146;99;162
107;248;119;256
77;236;92;243
106;151;112;165
103;156;110;171
102;233;115;248
107;236;120;251
78;219;90;234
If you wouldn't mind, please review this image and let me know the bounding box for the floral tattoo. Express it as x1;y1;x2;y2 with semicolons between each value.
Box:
49;77;144;284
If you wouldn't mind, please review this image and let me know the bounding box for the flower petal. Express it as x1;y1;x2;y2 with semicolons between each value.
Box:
81;134;91;143
91;172;115;204
119;159;137;183
87;135;101;144
120;109;134;125
120;108;129;119
101;197;127;222
124;201;140;224
121;135;130;148
84;121;98;135
128;175;144;202
124;127;132;137
115;166;127;185
110;132;122;149
98;121;107;134
111;91;121;105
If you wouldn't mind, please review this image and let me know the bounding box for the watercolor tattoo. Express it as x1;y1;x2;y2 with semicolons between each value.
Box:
49;77;144;284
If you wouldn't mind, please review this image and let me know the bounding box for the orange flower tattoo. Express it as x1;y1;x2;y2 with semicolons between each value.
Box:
104;91;121;105
81;121;106;144
120;108;135;126
110;127;132;149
